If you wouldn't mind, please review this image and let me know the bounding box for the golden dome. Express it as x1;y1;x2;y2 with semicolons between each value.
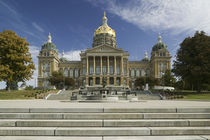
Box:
94;12;116;37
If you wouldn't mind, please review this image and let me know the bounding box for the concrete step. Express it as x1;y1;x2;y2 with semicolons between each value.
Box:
1;119;210;127
1;108;210;113
0;113;209;119
0;127;210;136
46;90;72;100
0;136;209;140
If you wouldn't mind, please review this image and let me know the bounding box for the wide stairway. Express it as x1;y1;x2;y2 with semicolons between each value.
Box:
0;108;210;139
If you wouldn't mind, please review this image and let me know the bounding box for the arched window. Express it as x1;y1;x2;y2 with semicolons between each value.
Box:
141;69;145;77
64;68;68;77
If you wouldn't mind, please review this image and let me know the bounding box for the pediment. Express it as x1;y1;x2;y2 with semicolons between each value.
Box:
86;45;124;53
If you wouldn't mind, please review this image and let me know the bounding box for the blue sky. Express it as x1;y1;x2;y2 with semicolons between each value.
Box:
0;0;210;88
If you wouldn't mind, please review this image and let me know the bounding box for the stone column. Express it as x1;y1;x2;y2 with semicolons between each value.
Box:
107;56;109;74
120;56;124;86
86;56;89;86
93;77;95;86
86;56;89;75
126;58;129;86
127;58;129;76
121;56;123;75
107;56;109;85
93;56;96;74
39;61;42;76
51;60;54;75
114;56;116;75
100;56;102;84
114;56;117;86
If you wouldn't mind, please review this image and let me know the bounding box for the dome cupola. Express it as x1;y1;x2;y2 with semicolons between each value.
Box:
60;50;67;62
41;33;57;52
152;33;168;51
92;12;117;48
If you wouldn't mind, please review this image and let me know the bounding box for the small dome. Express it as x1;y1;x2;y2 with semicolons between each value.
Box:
142;51;149;61
41;33;57;51
60;50;67;62
60;57;67;62
94;11;116;37
41;42;57;51
152;33;168;51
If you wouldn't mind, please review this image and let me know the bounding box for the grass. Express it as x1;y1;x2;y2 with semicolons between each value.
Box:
182;93;210;101
0;90;59;100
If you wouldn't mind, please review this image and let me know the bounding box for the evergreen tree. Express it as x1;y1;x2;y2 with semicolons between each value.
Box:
161;69;176;87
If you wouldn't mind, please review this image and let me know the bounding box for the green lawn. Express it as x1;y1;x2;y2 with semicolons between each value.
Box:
182;93;210;100
0;90;58;100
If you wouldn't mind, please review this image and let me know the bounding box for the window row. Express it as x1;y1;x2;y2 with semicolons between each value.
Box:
130;69;150;77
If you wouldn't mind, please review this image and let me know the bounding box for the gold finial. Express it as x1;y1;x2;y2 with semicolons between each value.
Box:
102;11;107;25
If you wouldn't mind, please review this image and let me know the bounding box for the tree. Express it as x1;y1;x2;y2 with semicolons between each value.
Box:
49;71;64;89
0;30;35;91
65;77;75;89
135;77;159;90
134;77;145;90
172;31;210;91
161;69;176;87
49;71;75;89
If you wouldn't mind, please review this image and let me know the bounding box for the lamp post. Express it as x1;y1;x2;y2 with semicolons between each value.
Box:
161;72;165;92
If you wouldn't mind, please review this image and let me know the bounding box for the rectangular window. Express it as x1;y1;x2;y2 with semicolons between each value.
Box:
124;67;127;76
110;66;113;74
103;66;106;74
83;68;86;75
96;66;100;74
89;66;93;74
131;69;134;77
117;65;120;75
75;69;78;78
141;69;145;77
64;69;68;77
70;69;73;78
136;69;140;77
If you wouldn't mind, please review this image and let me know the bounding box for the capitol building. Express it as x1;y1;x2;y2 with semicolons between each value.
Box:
37;12;171;89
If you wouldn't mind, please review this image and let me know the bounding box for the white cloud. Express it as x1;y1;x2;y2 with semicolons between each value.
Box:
61;50;82;61
32;22;44;33
89;0;210;35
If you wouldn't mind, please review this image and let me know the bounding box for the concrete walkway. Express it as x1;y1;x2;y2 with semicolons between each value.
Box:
0;136;209;140
0;100;209;108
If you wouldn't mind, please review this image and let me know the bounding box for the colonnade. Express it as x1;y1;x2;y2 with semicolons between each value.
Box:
85;55;129;86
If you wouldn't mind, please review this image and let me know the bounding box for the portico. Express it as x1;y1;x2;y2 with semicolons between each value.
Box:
82;53;129;87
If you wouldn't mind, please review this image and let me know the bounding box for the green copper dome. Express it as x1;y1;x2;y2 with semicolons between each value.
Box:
41;33;57;51
152;33;168;51
60;50;67;62
41;42;57;51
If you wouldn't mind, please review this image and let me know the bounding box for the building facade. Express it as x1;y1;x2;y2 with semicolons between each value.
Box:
37;12;171;89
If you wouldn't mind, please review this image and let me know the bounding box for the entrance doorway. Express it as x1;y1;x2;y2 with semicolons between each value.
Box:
89;78;93;86
110;77;114;85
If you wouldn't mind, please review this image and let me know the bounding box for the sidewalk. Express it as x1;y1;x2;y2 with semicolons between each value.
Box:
0;100;209;108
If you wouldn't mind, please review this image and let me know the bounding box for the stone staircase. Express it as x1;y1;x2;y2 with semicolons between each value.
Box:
46;90;72;100
0;108;210;139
